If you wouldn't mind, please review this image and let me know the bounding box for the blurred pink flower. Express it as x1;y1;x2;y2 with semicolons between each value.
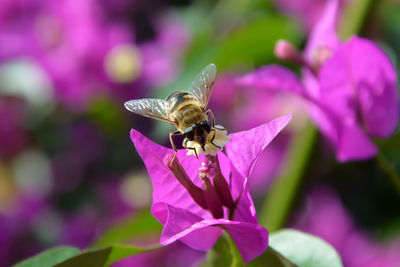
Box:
0;97;27;158
0;0;191;110
31;0;139;109
0;0;135;109
0;0;40;25
139;16;190;88
95;179;134;222
60;210;98;249
0;193;48;266
51;123;106;193
130;115;291;262
238;0;399;162
292;186;400;267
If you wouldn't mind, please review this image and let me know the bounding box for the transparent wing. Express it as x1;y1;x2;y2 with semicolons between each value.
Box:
124;98;174;124
189;63;217;110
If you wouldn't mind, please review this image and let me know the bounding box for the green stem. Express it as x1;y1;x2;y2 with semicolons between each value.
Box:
225;234;245;267
260;123;317;232
376;153;400;195
205;232;244;267
338;0;374;39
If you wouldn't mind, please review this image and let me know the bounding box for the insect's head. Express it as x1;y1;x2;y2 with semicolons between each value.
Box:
184;121;211;151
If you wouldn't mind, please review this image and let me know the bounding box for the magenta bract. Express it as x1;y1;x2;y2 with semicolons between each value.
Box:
130;114;292;262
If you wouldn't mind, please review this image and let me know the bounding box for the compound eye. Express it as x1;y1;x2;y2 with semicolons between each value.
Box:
196;127;203;135
204;123;211;133
186;131;194;141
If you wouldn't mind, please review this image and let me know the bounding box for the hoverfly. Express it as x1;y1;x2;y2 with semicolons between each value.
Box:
124;63;221;162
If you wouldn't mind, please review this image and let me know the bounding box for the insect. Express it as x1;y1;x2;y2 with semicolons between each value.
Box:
124;63;221;163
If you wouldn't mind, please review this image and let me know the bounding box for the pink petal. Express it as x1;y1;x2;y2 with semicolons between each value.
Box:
230;173;258;224
225;115;292;180
151;203;223;250
307;102;339;145
319;37;399;139
130;129;210;219
308;103;379;162
223;221;268;262
305;0;341;60
347;36;399;138
318;44;357;121
152;203;267;262
337;124;378;162
315;36;398;161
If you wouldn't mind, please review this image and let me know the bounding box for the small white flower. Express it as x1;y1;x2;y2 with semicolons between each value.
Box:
186;125;231;156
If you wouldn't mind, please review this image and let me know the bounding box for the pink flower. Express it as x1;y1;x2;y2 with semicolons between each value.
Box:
129;115;292;262
237;0;399;162
0;97;27;157
139;16;190;88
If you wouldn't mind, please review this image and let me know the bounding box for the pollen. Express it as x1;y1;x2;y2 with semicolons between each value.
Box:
199;159;217;178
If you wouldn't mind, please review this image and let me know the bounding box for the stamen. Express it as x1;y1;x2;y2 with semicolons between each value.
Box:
312;46;333;69
206;155;235;209
163;154;208;209
199;164;223;219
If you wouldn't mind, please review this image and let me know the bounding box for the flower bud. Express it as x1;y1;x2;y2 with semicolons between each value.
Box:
274;40;300;61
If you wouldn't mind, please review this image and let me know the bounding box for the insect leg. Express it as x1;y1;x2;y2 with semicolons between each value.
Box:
206;109;216;127
206;109;223;149
209;128;221;149
169;130;181;166
183;138;198;159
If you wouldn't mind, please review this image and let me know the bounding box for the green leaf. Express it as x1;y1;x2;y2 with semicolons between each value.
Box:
14;211;163;267
269;229;343;267
215;15;301;69
246;247;297;267
54;247;111;267
154;12;301;100
338;0;374;39
54;245;160;267
13;246;81;267
93;210;163;247
202;233;244;267
87;97;128;137
14;243;160;267
260;123;317;231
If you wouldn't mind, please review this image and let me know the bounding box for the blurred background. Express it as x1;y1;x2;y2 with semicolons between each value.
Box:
0;0;399;266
